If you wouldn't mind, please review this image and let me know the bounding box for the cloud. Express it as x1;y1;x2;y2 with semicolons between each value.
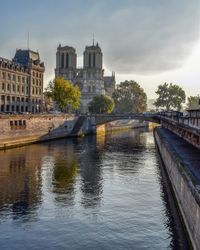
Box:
0;0;199;78
90;1;200;74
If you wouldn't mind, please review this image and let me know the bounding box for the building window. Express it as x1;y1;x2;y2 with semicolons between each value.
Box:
2;82;5;90
13;75;16;81
2;72;6;80
13;84;15;92
66;53;69;68
89;52;91;68
7;83;10;91
10;120;26;130
61;53;64;68
93;52;96;67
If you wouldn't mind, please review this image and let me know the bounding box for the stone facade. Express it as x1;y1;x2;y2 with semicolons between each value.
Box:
0;49;45;113
55;43;115;112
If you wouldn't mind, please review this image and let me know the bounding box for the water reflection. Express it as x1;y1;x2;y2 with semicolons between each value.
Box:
79;136;103;208
0;128;189;249
0;147;43;222
52;156;78;206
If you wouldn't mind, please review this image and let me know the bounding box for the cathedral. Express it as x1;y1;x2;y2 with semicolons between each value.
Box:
55;42;115;112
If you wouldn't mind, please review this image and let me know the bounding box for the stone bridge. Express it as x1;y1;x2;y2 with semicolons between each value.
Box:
72;112;200;151
92;113;161;125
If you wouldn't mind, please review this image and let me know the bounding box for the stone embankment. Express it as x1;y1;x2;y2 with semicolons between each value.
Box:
155;127;200;250
0;114;93;149
0;115;149;150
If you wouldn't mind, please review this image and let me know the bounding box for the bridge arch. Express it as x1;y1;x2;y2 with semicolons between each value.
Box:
93;114;161;126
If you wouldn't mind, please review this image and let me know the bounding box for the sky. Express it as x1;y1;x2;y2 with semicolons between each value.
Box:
0;0;199;99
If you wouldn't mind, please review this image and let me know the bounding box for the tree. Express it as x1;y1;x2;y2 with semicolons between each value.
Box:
112;80;147;113
88;94;115;114
45;77;81;111
186;95;200;109
154;83;185;111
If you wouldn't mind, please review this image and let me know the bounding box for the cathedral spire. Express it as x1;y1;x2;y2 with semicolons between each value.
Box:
92;33;95;46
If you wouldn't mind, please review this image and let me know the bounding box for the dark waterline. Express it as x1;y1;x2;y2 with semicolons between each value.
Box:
0;128;189;249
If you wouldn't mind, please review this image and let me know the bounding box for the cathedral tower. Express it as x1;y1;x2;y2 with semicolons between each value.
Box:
55;44;76;80
55;42;115;112
80;43;105;112
83;42;102;69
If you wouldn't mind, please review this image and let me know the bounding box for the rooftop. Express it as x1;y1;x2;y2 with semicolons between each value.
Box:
13;49;41;65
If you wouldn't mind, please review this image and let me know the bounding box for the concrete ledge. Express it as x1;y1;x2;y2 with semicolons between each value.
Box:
154;127;200;250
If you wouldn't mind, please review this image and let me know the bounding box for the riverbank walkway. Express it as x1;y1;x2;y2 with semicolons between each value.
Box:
157;128;200;185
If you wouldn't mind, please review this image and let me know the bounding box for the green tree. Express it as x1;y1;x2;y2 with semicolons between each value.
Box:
186;95;200;109
154;83;186;111
45;77;81;111
112;80;147;113
88;94;115;114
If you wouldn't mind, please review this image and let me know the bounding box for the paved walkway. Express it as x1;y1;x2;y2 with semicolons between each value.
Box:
157;128;200;183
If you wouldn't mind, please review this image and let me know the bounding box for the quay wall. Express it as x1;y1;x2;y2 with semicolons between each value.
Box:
0;114;78;149
96;120;149;133
154;127;200;250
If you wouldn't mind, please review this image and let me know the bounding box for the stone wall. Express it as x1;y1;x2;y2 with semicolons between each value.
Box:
96;120;149;134
155;128;200;250
0;114;78;149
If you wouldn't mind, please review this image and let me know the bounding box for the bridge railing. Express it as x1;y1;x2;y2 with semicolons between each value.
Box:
158;111;200;132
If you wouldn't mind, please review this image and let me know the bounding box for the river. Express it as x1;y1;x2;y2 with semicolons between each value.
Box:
0;128;189;249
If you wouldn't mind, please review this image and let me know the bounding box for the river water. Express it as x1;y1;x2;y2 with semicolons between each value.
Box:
0;128;189;249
